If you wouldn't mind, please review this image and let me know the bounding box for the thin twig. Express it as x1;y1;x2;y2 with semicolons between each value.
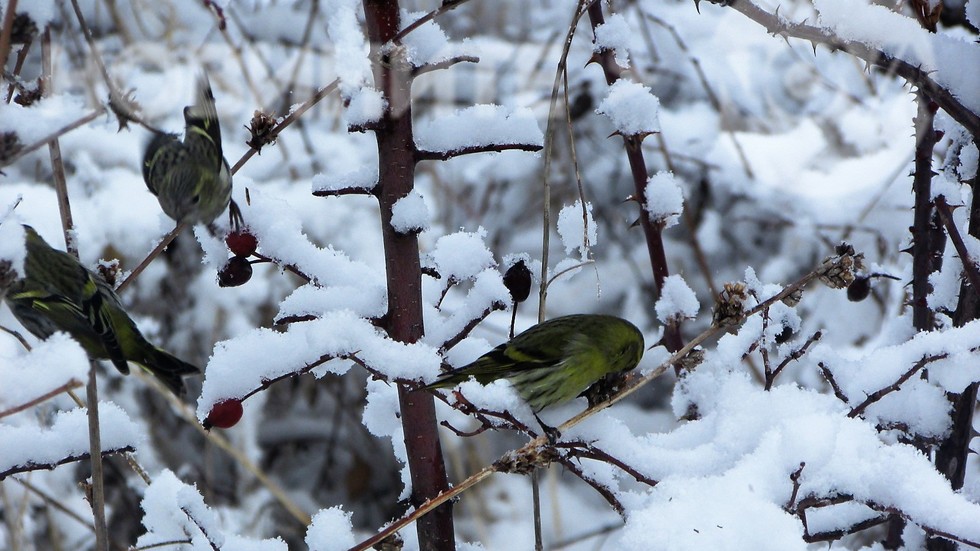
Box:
0;379;84;419
769;331;822;387
935;195;980;294
229;79;340;175
818;362;849;402
114;223;185;294
847;352;948;418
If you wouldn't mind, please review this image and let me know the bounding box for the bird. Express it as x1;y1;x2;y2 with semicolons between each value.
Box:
425;314;644;413
142;73;236;227
3;225;200;396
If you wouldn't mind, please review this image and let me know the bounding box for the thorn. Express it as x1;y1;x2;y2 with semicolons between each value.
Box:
585;52;602;67
630;217;642;228
694;0;702;14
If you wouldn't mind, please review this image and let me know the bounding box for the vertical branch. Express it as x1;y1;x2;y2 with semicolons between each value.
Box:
910;94;944;332
908;91;947;551
42;24;104;549
0;0;17;70
85;362;108;551
41;28;76;256
932;178;980;551
361;2;454;549
585;3;682;353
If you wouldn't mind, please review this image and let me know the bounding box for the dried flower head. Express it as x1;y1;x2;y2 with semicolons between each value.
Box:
713;282;749;327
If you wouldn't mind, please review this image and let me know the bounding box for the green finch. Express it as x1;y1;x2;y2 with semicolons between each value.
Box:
3;226;199;396
426;314;644;412
142;73;233;226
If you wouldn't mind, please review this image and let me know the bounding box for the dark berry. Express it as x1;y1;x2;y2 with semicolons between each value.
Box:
775;325;794;344
503;260;532;303
226;229;258;257
847;276;872;302
204;399;243;429
218;256;253;287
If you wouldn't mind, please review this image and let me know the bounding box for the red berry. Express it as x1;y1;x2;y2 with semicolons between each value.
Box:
204;399;243;429
226;229;258;257
218;256;253;287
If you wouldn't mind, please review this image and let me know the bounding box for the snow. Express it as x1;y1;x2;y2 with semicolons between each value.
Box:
415;105;544;153
10;0;58;26
344;87;387;127
136;470;287;551
0;402;141;477
654;275;699;323
593;13;636;69
428;228;496;282
390;190;430;234
970;0;980;28
556;200;597;259
312;165;379;193
815;0;980;114
198;310;443;417
306;507;356;551
324;0;372;98
596;79;661;136
0;95;92;145
0;219;25;278
644;171;684;228
400;10;477;68
0;332;88;408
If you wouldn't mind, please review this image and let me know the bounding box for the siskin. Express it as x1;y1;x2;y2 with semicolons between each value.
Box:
426;314;644;412
142;73;233;226
3;226;200;396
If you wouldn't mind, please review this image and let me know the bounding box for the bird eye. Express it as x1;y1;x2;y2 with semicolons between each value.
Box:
191;194;201;204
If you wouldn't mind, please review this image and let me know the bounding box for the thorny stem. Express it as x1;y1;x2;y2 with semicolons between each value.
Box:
586;2;683;353
721;0;980;137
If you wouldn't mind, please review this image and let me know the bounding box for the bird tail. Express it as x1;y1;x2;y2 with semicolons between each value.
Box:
139;348;200;397
183;73;222;153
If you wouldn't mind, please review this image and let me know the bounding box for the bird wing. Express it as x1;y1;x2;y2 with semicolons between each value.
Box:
142;133;183;196
427;329;583;388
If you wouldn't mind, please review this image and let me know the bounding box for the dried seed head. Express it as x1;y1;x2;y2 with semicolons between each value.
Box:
493;447;558;475
713;282;749;327
11;13;38;44
781;287;804;307
676;347;706;373
373;533;405;551
97;258;122;288
0;132;23;166
246;110;278;152
819;243;865;289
